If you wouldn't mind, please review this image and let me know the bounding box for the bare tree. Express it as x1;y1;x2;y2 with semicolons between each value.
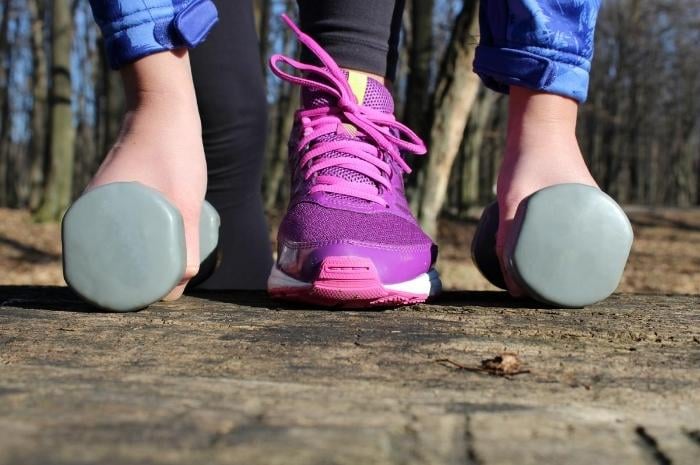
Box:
27;0;48;209
0;0;696;218
35;0;76;221
417;0;480;237
403;0;434;140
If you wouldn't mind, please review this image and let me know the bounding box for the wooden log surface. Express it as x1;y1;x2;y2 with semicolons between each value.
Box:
1;286;698;465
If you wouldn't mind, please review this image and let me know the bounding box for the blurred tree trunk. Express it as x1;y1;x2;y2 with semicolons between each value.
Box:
417;0;480;237
461;88;498;208
73;31;99;195
104;55;124;157
35;0;75;221
0;0;14;206
404;0;434;206
27;0;49;210
256;0;270;72
0;0;10;132
403;0;434;140
263;0;296;211
264;86;298;210
93;36;123;184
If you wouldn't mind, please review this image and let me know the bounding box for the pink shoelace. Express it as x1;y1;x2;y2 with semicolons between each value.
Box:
269;14;427;206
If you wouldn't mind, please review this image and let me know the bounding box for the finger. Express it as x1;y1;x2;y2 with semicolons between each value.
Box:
163;282;187;301
163;259;200;302
162;198;202;302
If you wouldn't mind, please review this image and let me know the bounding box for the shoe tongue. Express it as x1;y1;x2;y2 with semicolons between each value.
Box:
299;71;394;204
301;71;394;114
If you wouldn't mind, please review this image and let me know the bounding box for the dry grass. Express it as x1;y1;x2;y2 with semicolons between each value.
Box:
437;207;700;295
1;206;698;295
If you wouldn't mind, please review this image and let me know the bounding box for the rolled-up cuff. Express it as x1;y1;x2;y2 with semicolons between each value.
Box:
474;45;591;103
93;0;219;69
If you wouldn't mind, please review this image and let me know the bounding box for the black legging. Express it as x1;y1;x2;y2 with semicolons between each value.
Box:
189;0;272;289
298;0;405;80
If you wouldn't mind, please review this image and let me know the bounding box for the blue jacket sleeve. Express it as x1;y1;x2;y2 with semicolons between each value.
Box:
89;0;219;69
474;0;601;103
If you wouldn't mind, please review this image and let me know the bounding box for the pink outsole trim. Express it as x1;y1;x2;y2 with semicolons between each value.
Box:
269;256;430;308
269;287;429;308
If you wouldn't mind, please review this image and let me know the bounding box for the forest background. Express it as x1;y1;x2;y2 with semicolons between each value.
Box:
0;0;698;234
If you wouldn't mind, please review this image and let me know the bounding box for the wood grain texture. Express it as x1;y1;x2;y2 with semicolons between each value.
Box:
1;287;698;464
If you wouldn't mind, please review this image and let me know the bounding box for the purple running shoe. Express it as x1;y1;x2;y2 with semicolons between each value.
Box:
267;15;441;307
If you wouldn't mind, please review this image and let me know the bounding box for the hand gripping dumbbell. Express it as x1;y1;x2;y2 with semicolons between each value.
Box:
62;182;220;312
471;184;634;307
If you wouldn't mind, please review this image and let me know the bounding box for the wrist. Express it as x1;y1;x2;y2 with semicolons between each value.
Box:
121;50;199;111
505;86;579;156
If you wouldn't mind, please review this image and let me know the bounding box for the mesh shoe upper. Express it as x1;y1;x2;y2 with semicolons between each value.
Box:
279;203;431;247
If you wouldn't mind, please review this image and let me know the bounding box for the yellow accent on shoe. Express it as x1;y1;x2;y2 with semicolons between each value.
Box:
347;71;368;104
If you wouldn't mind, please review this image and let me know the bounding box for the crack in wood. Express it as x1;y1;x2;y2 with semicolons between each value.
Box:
464;416;483;465
635;426;673;465
683;429;700;448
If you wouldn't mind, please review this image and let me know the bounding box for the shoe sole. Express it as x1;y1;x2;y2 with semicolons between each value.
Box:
268;256;441;308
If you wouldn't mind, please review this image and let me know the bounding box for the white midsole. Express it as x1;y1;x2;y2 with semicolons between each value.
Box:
268;265;435;296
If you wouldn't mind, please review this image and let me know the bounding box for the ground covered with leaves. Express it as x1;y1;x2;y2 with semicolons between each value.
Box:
1;206;698;295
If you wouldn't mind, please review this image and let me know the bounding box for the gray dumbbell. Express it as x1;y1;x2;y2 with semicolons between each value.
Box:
62;182;220;312
471;184;634;307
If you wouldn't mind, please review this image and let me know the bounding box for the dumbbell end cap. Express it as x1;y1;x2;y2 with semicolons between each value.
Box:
509;184;633;307
62;182;187;312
